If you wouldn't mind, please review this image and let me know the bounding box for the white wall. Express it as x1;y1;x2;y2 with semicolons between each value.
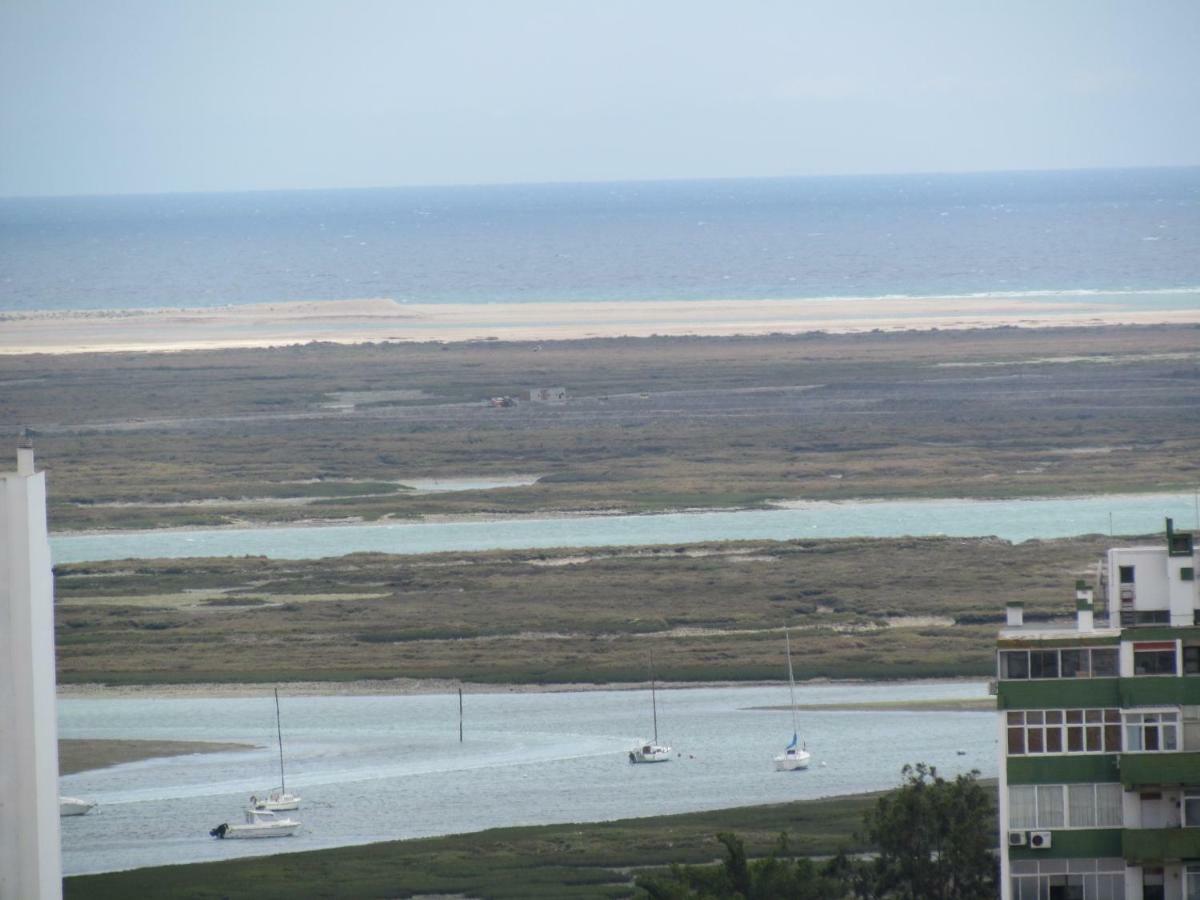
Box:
1109;547;1170;613
0;458;63;900
1168;555;1198;626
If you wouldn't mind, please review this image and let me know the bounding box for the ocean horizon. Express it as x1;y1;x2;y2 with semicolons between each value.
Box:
3;166;1199;313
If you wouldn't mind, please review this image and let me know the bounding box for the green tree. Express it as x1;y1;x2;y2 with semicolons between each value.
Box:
859;763;996;900
636;832;852;899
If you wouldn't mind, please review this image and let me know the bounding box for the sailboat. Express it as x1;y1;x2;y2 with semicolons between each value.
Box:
774;627;811;771
629;653;672;763
250;688;301;811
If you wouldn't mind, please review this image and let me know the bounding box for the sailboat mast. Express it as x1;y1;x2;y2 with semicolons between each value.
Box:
785;628;799;737
274;688;286;794
650;654;659;743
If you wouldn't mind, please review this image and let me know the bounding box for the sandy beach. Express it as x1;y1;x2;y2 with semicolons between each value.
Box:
5;295;1200;355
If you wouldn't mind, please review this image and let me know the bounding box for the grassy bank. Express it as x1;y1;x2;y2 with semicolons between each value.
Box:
63;790;893;899
4;326;1197;532
55;533;1111;685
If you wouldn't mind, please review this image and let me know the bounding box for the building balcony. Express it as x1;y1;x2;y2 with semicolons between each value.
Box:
1119;676;1200;707
1123;827;1200;863
1120;751;1200;788
996;678;1119;710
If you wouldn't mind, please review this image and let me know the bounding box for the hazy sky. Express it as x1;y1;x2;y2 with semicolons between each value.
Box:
2;1;1198;196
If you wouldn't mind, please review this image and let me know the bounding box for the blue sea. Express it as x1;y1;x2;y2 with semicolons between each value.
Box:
2;167;1199;312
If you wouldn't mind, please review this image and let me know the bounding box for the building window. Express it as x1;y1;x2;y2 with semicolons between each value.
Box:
1187;864;1200;900
1030;650;1059;679
1001;651;1030;679
1144;868;1165;900
1133;644;1177;676
1007;709;1121;755
1011;858;1126;900
1124;710;1179;752
1133;610;1171;625
1183;567;1195;582
998;647;1119;680
1009;784;1103;829
1184;793;1200;827
1185;646;1200;675
1091;648;1118;676
1119;566;1136;584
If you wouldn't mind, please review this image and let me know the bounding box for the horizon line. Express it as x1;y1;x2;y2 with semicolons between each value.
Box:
3;162;1199;203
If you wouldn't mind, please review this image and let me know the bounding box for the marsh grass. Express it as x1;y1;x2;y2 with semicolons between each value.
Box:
55;534;1111;685
4;326;1197;532
62;790;890;899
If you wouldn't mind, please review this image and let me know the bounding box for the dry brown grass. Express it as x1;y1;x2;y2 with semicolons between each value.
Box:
2;325;1197;532
55;533;1114;685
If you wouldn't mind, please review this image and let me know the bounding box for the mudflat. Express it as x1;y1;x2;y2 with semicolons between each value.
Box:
58;739;254;775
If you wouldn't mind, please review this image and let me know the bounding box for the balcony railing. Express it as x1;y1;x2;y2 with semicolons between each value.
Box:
1123;827;1200;863
1120;751;1200;788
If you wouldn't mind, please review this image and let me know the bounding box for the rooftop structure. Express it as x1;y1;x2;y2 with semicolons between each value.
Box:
997;519;1200;900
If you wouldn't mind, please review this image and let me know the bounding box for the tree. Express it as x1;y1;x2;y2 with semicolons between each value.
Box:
858;763;996;900
636;832;853;899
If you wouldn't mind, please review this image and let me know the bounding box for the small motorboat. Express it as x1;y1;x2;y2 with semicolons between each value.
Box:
210;808;300;839
59;796;96;817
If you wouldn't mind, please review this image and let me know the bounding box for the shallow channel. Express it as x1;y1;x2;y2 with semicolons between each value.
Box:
51;492;1200;563
59;680;994;875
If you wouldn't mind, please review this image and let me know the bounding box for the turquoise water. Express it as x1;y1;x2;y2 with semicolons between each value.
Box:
58;681;994;875
51;492;1199;564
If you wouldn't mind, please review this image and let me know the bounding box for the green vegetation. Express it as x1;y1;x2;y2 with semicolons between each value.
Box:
638;765;995;899
3;326;1197;532
64;769;997;899
54;533;1112;685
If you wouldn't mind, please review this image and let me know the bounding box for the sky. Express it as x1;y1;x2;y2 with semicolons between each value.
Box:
2;0;1199;197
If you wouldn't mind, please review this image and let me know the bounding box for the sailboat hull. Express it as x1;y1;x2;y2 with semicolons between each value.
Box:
253;792;300;811
774;750;811;771
630;746;672;763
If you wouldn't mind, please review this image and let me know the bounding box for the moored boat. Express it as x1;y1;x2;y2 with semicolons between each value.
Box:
210;808;300;839
59;796;95;817
252;688;301;811
774;627;812;771
629;653;672;763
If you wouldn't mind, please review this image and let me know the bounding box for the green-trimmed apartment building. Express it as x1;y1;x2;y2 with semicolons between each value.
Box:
999;519;1200;900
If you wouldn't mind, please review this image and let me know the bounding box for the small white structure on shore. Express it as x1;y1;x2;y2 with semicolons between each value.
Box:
1;442;63;900
528;386;566;403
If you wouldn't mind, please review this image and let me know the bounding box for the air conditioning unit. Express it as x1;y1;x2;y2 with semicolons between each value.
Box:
1029;831;1052;849
1007;831;1027;847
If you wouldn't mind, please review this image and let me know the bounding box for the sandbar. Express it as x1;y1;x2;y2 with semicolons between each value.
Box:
58;738;255;775
5;295;1200;355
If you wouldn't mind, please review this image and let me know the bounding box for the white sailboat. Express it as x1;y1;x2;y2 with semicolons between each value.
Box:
774;627;811;771
629;654;672;763
251;688;301;812
210;808;300;839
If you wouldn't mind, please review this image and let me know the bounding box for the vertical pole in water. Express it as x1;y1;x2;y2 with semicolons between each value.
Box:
274;688;286;796
458;687;463;743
